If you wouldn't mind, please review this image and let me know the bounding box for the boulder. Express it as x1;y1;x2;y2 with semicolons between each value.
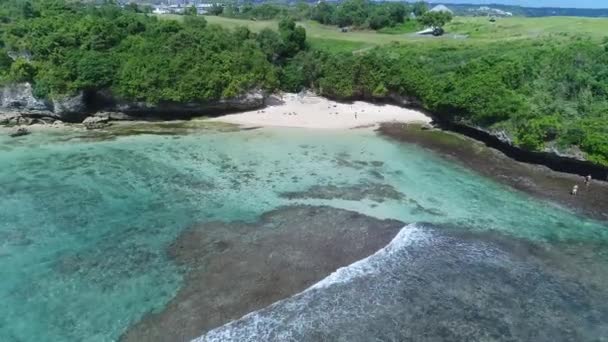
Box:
221;89;265;110
83;115;110;130
0;113;20;125
0;83;50;112
52;92;89;122
0;114;36;126
9;127;30;137
491;130;513;145
104;111;137;121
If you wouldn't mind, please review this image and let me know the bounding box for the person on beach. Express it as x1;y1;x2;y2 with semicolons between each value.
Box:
585;175;592;187
571;185;579;196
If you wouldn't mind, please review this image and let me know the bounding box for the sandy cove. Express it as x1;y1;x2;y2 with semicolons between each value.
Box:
210;92;431;129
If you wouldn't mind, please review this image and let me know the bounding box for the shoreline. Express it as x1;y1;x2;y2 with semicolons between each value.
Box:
209;92;432;129
4;91;605;182
378;123;608;222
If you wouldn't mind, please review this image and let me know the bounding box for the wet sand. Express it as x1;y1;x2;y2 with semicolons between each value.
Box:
378;123;608;222
121;206;404;342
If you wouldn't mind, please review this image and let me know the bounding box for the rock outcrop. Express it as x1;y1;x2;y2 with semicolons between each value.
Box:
0;83;50;113
52;92;90;122
112;89;265;118
9;127;30;137
0;83;266;124
83;115;110;130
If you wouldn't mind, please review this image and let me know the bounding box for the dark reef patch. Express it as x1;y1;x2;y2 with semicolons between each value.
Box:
280;183;405;203
198;224;608;342
121;205;404;342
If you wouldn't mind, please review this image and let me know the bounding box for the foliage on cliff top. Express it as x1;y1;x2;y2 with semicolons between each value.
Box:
0;0;306;102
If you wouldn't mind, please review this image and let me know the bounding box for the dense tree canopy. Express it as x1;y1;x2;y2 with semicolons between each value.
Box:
220;0;415;31
0;0;310;101
419;11;453;29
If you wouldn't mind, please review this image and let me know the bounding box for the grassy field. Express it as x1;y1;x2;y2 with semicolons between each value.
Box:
446;16;608;40
158;14;608;52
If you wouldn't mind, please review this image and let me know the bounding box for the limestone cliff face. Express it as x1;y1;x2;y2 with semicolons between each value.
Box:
112;90;265;118
0;83;50;113
0;83;266;123
0;83;89;121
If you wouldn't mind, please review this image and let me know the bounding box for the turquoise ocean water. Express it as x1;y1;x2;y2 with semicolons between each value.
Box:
0;123;606;341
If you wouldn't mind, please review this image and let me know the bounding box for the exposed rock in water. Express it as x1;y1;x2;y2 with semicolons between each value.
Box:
83;115;110;130
121;205;405;342
280;183;405;203
104;111;138;121
9;127;30;137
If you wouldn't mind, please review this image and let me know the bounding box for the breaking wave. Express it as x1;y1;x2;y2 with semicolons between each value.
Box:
193;223;608;342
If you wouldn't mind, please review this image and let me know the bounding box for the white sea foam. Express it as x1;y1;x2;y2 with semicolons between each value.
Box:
192;222;608;342
309;223;431;290
192;223;431;342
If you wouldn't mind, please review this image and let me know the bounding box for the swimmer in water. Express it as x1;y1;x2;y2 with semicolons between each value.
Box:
571;185;579;196
584;175;592;187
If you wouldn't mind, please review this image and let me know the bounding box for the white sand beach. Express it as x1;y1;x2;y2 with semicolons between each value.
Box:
211;92;432;129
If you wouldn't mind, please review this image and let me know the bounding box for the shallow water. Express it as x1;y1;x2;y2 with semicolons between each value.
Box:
0;123;606;341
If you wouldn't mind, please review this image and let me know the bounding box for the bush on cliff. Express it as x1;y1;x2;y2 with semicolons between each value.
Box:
0;0;297;102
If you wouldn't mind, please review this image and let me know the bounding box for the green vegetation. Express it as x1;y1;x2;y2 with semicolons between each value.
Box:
418;11;453;32
216;0;423;32
281;38;608;165
201;15;608;46
0;1;607;165
0;0;307;102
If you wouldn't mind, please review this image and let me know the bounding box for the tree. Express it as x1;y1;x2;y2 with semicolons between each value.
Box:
0;49;12;71
74;51;117;90
385;3;406;24
125;3;140;13
208;4;224;16
278;18;307;58
183;15;207;29
368;13;390;30
256;28;282;61
412;2;428;17
419;11;452;29
184;5;197;16
334;0;370;27
21;1;38;19
9;58;36;82
311;1;335;25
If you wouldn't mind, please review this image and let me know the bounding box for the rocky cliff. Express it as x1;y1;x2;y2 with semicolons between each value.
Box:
0;83;266;124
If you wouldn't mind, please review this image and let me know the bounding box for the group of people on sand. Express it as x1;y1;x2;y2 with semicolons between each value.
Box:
571;175;593;196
